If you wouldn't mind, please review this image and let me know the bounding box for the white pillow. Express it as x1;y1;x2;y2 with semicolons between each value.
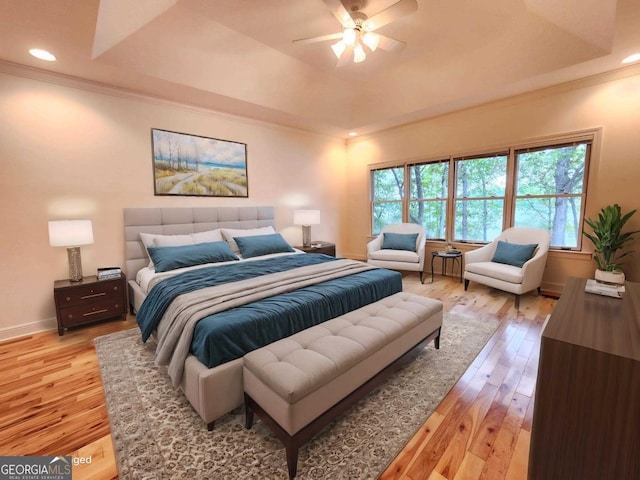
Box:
153;234;194;247
139;232;164;266
221;226;276;253
191;229;224;244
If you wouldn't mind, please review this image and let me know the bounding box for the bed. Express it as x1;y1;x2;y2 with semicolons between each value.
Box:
124;206;403;429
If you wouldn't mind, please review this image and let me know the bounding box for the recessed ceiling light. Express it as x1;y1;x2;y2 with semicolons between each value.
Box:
29;48;56;62
348;132;358;137
622;53;640;64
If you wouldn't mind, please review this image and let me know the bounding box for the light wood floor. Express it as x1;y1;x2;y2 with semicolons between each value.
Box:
0;275;556;479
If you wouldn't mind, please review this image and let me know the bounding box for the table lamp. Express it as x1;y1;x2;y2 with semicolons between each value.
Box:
48;220;94;281
293;210;320;247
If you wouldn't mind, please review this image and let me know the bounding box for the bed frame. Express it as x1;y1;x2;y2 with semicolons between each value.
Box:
124;206;276;429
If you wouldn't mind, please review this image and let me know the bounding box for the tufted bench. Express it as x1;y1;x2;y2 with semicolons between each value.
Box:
243;292;443;479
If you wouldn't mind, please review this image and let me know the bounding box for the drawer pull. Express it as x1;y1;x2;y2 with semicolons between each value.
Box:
81;292;107;300
82;309;108;317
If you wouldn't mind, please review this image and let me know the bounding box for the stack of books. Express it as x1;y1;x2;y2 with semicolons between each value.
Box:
584;279;625;299
97;267;122;280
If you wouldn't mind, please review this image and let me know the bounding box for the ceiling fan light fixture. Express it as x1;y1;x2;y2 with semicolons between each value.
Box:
353;43;366;63
342;28;357;46
362;32;379;52
331;41;347;59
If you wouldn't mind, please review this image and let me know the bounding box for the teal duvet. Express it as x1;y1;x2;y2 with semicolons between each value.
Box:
136;254;403;368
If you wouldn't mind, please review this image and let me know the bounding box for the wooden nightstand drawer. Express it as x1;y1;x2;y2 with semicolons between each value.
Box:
53;274;127;335
58;298;125;327
55;278;123;307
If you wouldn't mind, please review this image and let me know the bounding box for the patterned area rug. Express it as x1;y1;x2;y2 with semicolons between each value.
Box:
95;312;498;479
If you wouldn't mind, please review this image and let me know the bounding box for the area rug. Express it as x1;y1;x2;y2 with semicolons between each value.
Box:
95;312;498;480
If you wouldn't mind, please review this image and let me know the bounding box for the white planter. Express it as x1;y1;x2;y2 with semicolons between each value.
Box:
594;269;625;285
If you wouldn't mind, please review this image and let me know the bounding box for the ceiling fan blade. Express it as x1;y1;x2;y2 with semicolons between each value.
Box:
376;33;407;52
363;0;418;31
293;32;343;44
323;0;356;28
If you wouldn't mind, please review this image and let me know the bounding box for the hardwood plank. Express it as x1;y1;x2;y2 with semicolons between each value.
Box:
479;392;530;479
504;429;530;480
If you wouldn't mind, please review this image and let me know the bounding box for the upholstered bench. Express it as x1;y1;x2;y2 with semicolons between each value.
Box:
243;291;443;479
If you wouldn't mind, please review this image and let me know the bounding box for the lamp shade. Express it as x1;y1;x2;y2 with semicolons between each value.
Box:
48;220;94;247
293;210;320;226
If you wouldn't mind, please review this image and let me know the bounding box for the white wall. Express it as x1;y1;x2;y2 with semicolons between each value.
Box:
0;68;347;340
344;67;640;292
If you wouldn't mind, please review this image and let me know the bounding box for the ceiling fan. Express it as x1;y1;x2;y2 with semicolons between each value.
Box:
293;0;418;66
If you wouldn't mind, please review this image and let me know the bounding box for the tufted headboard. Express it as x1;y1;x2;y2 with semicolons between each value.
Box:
123;206;275;281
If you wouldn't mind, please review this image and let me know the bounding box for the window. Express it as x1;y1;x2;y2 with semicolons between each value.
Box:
453;153;508;242
514;142;590;248
408;161;449;239
371;166;404;235
369;132;593;250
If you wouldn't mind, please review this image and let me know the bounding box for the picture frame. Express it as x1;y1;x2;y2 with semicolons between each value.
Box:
151;128;248;197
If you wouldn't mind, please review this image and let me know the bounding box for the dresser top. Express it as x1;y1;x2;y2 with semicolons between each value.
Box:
544;277;640;361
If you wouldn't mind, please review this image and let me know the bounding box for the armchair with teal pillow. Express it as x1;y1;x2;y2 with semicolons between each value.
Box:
367;223;426;283
464;227;550;309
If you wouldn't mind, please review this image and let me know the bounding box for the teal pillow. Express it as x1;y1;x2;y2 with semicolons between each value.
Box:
491;241;538;268
234;233;295;258
148;241;238;272
382;232;418;252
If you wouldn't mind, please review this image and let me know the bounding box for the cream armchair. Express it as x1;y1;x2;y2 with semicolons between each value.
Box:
367;223;426;283
464;227;550;309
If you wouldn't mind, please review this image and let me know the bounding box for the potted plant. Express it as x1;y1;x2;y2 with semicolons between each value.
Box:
582;204;639;284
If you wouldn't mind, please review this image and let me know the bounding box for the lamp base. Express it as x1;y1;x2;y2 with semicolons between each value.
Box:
302;225;312;247
67;246;83;282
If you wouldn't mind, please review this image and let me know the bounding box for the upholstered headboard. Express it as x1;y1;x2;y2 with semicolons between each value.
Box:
123;206;275;281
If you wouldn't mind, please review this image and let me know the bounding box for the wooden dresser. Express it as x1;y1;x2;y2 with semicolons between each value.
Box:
529;277;640;479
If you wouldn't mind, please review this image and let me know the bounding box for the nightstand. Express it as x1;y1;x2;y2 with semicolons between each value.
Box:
295;241;336;257
53;274;127;336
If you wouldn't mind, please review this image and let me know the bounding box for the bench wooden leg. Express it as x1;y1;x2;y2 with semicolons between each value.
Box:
285;441;299;479
244;394;255;429
434;327;441;350
206;420;216;431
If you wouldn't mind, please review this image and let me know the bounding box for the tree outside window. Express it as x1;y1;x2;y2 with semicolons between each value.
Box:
514;142;589;248
409;161;448;239
371;166;404;235
454;154;508;242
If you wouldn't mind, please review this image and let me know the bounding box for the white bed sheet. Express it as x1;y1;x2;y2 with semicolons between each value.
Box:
135;249;305;294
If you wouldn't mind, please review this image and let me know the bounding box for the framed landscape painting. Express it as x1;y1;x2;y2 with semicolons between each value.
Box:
151;128;248;197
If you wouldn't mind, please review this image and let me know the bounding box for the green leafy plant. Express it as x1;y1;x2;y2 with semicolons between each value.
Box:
582;204;639;272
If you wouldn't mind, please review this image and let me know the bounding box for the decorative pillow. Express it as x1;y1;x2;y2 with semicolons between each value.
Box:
234;233;295;259
147;241;238;272
491;241;538;268
221;226;276;253
140;230;224;265
382;232;418;252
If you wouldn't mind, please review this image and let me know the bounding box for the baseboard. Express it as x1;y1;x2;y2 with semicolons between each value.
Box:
0;318;57;342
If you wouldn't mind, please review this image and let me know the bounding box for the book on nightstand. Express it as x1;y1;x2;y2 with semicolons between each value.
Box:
97;267;122;279
584;279;625;298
